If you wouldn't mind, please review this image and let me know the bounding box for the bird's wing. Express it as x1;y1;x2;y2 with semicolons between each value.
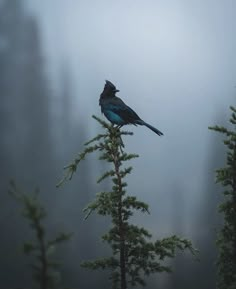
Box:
107;97;141;123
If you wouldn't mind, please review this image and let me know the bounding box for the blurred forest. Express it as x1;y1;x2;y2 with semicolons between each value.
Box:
0;0;230;288
0;1;104;288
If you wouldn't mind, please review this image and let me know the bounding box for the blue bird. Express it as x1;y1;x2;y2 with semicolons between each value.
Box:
99;80;163;136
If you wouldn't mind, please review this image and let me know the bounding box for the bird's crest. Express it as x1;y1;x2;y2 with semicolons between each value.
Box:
105;80;119;92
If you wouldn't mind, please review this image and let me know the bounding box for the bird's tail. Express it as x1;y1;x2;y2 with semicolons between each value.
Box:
138;120;163;136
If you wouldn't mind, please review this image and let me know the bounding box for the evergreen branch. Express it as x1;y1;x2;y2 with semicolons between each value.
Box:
120;131;134;136
119;167;133;177
83;200;99;220
208;125;229;135
119;153;139;162
92;115;111;130
230;117;236;125
57;144;101;187
81;257;119;270
230;105;236;114
97;170;116;183
83;191;116;219
122;196;150;213
23;242;37;255
47;232;73;249
84;133;108;146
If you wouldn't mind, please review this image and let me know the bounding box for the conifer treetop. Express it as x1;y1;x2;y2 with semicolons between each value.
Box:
58;115;196;289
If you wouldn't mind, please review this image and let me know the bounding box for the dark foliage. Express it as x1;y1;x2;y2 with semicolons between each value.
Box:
209;106;236;289
59;116;196;289
9;180;72;289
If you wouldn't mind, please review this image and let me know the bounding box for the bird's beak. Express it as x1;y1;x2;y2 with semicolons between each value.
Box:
115;89;120;92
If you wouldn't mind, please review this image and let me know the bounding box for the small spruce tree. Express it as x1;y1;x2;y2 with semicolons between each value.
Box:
9;181;72;289
58;115;196;289
209;105;236;289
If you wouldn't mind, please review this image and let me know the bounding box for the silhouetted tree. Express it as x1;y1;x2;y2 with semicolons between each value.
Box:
209;106;236;289
0;1;54;287
9;180;72;289
59;116;196;289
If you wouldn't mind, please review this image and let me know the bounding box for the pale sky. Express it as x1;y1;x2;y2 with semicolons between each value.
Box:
25;0;236;235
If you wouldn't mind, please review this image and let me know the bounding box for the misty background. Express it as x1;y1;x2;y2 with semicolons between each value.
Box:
0;0;235;288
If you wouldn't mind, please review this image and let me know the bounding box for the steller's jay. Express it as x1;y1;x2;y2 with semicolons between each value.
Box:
99;80;163;136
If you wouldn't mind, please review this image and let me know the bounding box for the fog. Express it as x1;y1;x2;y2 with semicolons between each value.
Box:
0;0;235;288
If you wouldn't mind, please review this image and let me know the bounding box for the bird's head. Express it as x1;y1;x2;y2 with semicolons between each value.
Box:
100;80;119;100
105;80;119;93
